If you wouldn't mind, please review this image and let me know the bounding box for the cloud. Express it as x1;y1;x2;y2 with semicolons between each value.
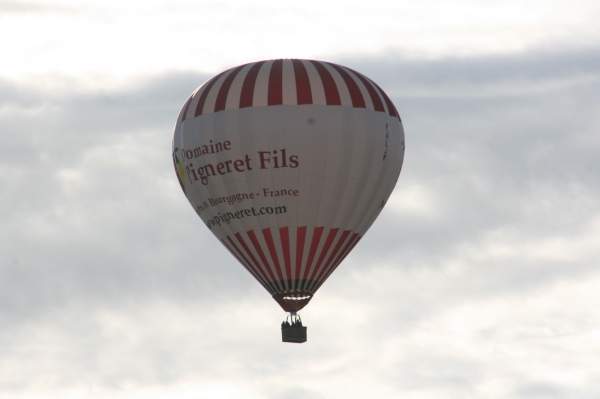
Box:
1;45;599;398
338;44;600;94
0;1;76;14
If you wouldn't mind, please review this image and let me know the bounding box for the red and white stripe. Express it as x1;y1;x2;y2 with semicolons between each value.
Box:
179;59;400;123
220;226;361;296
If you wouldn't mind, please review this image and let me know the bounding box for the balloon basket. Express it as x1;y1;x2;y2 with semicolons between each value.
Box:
281;313;307;343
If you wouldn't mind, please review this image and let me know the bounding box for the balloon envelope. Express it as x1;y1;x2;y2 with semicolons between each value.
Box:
172;59;404;312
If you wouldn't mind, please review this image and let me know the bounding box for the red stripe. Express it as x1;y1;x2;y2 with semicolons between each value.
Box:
239;61;265;109
314;229;351;282
371;81;399;118
247;230;279;285
327;63;366;108
234;232;271;285
331;232;359;270
309;60;341;105
214;65;245;112
279;227;292;286
222;238;268;290
292;59;312;105
295;226;307;280
268;59;283;106
348;69;385;112
338;234;361;266
179;95;193;122
194;71;227;117
307;228;339;281
318;235;362;288
302;226;324;281
262;228;285;283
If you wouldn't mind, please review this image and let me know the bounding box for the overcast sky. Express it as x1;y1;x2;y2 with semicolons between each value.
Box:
2;1;600;398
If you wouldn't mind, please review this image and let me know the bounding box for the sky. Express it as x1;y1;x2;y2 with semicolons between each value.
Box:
2;1;600;398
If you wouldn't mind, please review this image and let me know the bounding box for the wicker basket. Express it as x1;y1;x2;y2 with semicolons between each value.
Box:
281;325;307;343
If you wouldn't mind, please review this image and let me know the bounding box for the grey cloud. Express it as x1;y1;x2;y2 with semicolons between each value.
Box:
512;380;600;399
337;44;600;94
514;382;567;398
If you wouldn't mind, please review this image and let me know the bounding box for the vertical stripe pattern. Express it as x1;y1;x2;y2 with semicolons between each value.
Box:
181;59;400;121
224;227;361;311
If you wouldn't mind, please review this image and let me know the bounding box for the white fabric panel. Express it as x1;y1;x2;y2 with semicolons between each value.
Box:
237;108;262;233
198;113;229;241
225;63;253;110
323;105;344;178
299;226;315;280
306;176;324;228
269;227;288;285
282;105;300;229
308;228;331;280
302;60;326;105
322;62;352;107
216;110;257;241
307;104;328;228
281;59;297;105
252;227;282;289
314;105;342;228
184;82;208;120
296;105;316;228
287;226;298;288
329;107;359;229
252;106;279;230
357;113;398;234
252;60;273;107
342;108;378;231
344;67;375;111
200;69;233;116
368;80;391;117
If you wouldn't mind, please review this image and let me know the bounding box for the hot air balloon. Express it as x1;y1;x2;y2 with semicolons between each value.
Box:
172;59;404;343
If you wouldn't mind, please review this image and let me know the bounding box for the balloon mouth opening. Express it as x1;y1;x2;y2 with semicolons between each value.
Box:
273;292;313;312
282;295;311;300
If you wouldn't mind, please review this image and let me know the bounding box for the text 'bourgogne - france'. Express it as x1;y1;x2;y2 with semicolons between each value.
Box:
180;140;299;186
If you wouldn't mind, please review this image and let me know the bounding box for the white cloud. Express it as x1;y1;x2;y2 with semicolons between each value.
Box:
1;0;600;78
